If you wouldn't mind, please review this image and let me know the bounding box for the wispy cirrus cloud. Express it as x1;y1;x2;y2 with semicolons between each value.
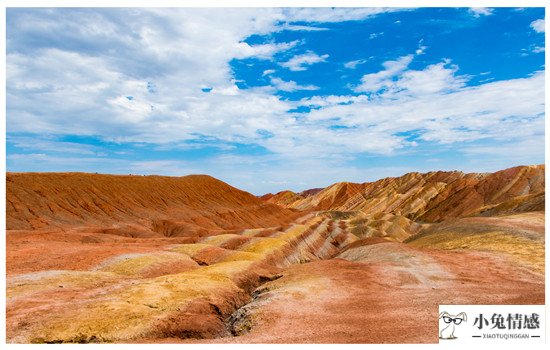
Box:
344;59;367;69
270;77;319;92
301;52;543;154
279;51;329;71
282;7;408;23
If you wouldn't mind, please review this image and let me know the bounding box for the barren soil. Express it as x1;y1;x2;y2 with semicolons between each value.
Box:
5;168;545;343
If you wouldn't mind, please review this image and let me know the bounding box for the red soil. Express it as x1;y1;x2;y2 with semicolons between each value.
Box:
7;172;300;232
6;230;196;276
185;247;543;344
6;172;301;276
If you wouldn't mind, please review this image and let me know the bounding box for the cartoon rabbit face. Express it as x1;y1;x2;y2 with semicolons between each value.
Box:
439;311;467;339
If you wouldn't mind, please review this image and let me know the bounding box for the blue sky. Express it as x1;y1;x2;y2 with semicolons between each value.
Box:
6;7;545;194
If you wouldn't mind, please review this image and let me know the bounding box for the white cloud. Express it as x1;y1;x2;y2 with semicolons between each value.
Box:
270;77;319;92
279;24;328;31
234;40;300;60
8;45;293;145
369;32;384;39
262;69;276;76
279;51;329;71
354;54;467;98
469;8;494;17
530;19;545;33
394;62;467;96
416;45;427;55
7;9;297;145
300;95;366;108
283;8;408;23
303;66;543;150
354;55;414;92
7;136;103;155
532;46;545;53
344;59;367;69
6;7;412;159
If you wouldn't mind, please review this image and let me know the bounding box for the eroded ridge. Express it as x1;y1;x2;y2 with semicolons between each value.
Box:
205;212;545;344
7;214;357;343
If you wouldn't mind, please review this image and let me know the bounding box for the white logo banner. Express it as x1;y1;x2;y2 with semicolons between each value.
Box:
438;305;545;344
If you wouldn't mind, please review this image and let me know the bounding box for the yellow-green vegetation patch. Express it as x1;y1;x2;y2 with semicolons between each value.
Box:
409;231;545;274
98;252;195;276
8;270;118;299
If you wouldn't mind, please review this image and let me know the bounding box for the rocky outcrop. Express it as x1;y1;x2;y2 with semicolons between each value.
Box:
263;165;545;222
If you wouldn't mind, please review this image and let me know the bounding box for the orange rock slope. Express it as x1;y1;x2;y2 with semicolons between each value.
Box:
265;165;545;221
7;172;300;235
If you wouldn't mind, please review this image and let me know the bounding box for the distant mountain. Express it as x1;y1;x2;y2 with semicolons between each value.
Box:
261;165;545;222
6;172;299;235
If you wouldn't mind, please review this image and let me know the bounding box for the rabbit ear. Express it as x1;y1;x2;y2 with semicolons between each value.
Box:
439;311;450;319
457;312;467;321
